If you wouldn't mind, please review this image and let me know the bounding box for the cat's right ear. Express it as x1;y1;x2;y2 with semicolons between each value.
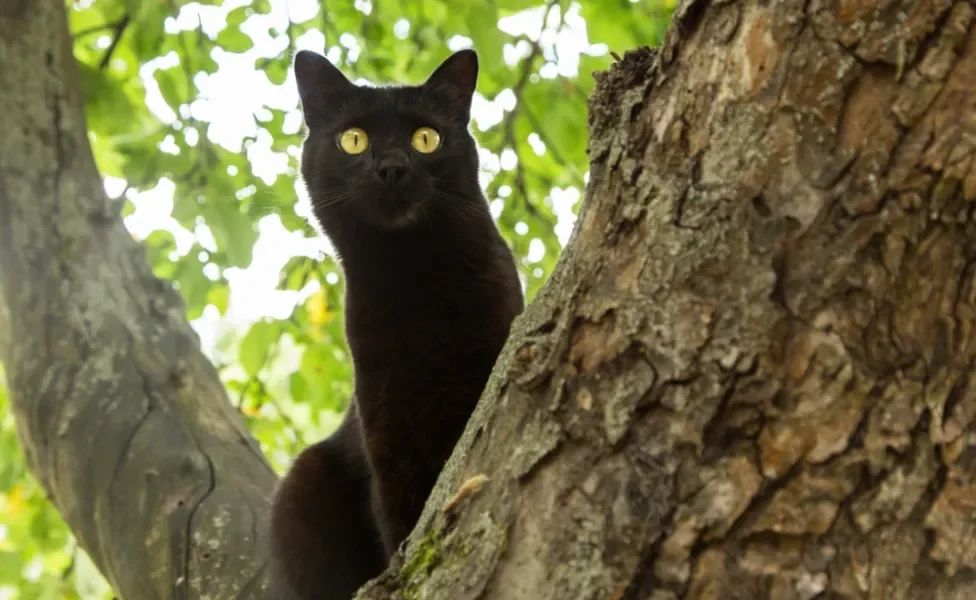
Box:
293;50;354;122
423;49;478;111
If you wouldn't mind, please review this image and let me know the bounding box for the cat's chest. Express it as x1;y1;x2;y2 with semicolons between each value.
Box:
341;268;509;370
347;311;472;363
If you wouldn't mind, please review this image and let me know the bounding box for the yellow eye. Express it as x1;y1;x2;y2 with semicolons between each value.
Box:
337;128;369;154
410;127;441;154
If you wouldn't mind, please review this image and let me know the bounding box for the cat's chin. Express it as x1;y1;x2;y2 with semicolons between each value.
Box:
365;191;434;230
363;202;429;231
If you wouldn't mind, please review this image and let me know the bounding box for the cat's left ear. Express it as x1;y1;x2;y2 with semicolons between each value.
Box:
423;49;478;109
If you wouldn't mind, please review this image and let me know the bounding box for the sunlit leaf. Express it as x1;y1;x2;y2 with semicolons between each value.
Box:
239;320;279;377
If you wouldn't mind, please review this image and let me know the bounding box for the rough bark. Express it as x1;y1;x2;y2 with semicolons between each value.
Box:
3;0;976;599
357;0;976;599
0;2;275;598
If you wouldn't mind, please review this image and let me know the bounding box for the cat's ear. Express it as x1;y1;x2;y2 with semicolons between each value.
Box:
293;50;355;119
423;49;478;109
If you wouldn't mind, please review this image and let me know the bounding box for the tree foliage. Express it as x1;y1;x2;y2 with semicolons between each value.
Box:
0;0;670;596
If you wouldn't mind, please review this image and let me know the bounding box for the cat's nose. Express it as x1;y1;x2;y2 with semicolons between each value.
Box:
375;152;410;185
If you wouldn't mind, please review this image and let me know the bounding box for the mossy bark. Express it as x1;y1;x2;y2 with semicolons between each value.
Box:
0;1;275;598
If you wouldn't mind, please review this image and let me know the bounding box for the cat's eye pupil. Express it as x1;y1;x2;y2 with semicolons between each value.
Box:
338;128;368;154
412;127;439;154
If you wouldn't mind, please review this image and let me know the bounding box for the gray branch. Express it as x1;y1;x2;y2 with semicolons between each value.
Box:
0;2;276;598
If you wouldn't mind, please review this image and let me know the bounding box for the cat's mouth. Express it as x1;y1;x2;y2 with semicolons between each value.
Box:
368;189;430;230
353;173;432;229
390;205;425;228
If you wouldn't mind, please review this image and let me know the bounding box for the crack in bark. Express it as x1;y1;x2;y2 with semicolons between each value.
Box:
101;347;156;595
180;431;218;599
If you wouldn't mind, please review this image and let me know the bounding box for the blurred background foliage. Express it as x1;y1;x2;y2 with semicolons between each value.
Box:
0;0;672;596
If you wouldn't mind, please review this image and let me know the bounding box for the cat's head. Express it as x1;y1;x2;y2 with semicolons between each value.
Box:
294;49;483;233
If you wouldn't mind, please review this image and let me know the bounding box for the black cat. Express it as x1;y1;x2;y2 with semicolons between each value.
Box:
266;49;524;600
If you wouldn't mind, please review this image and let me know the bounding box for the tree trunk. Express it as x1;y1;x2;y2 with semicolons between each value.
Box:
0;2;275;598
357;1;976;599
3;0;975;599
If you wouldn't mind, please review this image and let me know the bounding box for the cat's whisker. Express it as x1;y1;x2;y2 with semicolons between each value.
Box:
421;203;434;231
313;189;357;211
429;189;489;226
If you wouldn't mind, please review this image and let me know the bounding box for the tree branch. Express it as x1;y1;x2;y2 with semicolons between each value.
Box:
0;2;276;598
502;0;562;220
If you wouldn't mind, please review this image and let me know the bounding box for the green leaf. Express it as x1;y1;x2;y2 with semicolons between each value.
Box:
216;19;254;53
0;551;24;582
201;200;257;268
172;257;210;320
207;282;230;315
77;62;137;137
28;499;69;552
154;67;190;113
239;320;279;377
144;229;179;279
278;256;314;291
264;57;289;86
289;372;307;404
465;5;503;61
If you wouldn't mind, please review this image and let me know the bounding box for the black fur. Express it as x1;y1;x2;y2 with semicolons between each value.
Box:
267;49;524;600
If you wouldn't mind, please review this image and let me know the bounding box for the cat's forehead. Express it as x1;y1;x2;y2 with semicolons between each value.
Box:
366;83;426;106
333;84;460;128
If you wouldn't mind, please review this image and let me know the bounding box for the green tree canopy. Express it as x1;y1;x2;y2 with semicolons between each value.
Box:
0;0;669;596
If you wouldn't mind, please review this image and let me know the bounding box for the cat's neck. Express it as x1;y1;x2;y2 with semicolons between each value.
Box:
326;202;501;292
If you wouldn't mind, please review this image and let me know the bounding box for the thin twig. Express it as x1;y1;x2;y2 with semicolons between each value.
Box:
522;103;585;187
501;0;562;220
256;371;308;451
60;543;77;583
72;17;127;40
319;0;353;71
97;14;131;70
